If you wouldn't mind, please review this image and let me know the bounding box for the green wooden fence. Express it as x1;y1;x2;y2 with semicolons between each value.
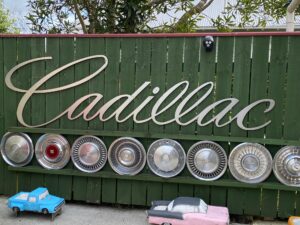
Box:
0;33;300;218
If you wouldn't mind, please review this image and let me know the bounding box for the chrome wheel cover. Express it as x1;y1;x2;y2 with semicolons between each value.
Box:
229;143;272;183
147;139;186;178
187;141;227;181
0;132;33;167
35;134;70;170
273;146;300;187
108;137;146;175
71;136;107;173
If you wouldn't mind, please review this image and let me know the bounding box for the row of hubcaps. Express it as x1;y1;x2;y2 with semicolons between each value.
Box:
0;132;299;187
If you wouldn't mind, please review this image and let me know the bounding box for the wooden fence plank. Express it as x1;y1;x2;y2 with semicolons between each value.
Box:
86;177;101;204
15;38;32;192
146;38;168;203
227;36;252;215
101;137;117;204
211;36;234;207
180;37;200;135
284;36;300;139
164;38;184;134
44;37;60;196
243;36;270;216
56;38;74;200
148;38;167;133
261;36;289;218
103;38;120;131
115;38;136;205
3;37;18;195
131;38;152;205
72;38;90;202
278;191;296;218
0;37;4;193
88;38;105;130
197;37;216;136
280;36;300;217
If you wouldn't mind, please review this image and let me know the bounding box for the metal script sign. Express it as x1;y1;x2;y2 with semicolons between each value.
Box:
5;55;275;131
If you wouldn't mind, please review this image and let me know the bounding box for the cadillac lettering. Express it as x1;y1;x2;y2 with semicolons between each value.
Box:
5;56;275;130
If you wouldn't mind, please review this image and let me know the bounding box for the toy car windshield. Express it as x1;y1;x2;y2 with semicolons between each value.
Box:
168;197;208;214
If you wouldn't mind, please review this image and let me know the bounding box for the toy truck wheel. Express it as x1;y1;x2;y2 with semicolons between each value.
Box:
42;208;49;214
162;223;172;225
12;207;20;216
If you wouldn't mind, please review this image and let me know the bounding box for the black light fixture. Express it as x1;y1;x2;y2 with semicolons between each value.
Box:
203;36;214;52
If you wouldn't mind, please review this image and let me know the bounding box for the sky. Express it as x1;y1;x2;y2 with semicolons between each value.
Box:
3;0;30;32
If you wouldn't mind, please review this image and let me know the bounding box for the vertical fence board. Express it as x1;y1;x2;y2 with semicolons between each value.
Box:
118;38;135;131
261;189;278;217
284;37;300;139
244;36;270;216
278;191;296;218
211;37;234;207
73;176;87;201
16;38;32;192
102;178;117;203
164;38;184;134
72;38;90;202
0;37;4;193
132;38;152;205
44;38;60;196
30;38;46;190
194;185;210;203
227;188;244;215
248;36;269;138
148;38;167;133
262;36;289;218
280;36;300;217
102;137;116;204
86;177;101;204
227;36;252;215
147;182;162;206
180;37;200;135
57;38;75;200
197;37;216;136
116;38;136;205
3;38;18;195
131;179;147;205
146;38;167;203
103;39;120;131
88;38;105;130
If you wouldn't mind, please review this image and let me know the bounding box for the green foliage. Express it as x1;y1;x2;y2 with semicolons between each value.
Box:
0;2;19;33
26;0;300;33
212;0;300;31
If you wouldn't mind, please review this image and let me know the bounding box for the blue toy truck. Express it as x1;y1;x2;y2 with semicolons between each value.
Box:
7;187;65;220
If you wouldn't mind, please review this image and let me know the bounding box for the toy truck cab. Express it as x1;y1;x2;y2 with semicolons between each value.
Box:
8;187;65;220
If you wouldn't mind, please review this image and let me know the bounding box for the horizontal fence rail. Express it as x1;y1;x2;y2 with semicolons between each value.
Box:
0;34;300;219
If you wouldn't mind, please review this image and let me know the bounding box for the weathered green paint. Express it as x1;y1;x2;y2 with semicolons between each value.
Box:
0;36;299;218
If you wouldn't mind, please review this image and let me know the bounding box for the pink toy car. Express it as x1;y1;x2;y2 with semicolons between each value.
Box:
147;197;229;225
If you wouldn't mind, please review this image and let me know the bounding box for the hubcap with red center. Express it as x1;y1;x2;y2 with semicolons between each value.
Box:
45;144;60;161
35;134;70;170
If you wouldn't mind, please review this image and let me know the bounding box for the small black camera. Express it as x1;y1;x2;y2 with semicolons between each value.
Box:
203;36;214;52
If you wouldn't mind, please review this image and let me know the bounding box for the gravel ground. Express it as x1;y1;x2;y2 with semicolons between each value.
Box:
0;196;287;225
